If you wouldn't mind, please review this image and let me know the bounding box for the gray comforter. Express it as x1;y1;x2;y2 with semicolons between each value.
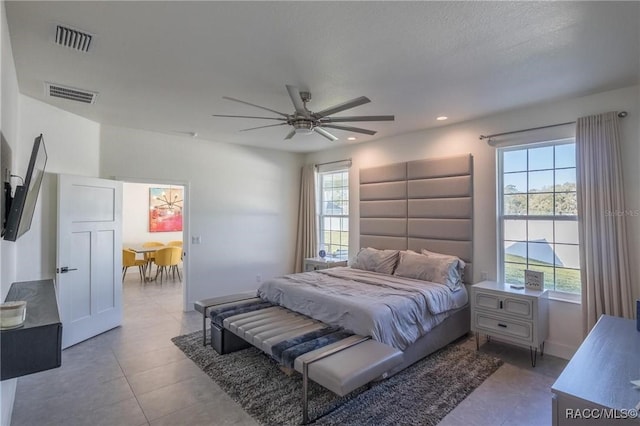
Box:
257;267;468;350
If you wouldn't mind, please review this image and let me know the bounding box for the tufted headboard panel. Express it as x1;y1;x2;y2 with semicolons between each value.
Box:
359;154;474;283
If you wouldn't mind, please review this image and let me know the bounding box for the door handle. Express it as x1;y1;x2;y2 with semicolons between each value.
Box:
57;266;78;273
498;323;507;328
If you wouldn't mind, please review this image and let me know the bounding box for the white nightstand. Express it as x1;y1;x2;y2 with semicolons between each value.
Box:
304;257;348;272
470;280;549;366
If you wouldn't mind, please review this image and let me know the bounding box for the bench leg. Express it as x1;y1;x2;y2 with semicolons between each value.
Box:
203;311;207;346
300;336;370;424
302;362;310;425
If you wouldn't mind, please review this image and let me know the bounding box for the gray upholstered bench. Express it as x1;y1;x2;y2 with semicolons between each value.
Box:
194;292;257;346
294;336;403;424
216;302;404;424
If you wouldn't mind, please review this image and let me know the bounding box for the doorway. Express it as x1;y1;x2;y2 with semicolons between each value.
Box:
120;179;189;312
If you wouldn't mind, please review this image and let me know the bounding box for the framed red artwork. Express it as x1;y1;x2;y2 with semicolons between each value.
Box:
149;187;183;232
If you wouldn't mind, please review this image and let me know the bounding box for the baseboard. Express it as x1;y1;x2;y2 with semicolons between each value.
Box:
542;340;577;360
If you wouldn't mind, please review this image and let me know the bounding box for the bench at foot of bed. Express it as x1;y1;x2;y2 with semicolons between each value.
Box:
201;295;404;424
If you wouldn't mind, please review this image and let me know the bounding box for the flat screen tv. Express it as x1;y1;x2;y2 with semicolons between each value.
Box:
2;134;47;242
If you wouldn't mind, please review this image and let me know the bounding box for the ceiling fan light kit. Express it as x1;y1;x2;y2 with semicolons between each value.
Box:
213;85;394;142
293;120;314;134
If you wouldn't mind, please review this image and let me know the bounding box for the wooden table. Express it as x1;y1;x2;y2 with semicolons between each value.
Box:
551;315;640;425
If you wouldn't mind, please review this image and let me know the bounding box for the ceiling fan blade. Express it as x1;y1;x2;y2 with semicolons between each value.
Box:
222;96;289;118
322;124;377;135
314;127;339;141
239;123;287;132
286;85;310;118
284;129;296;140
314;96;371;118
320;115;395;123
212;114;286;121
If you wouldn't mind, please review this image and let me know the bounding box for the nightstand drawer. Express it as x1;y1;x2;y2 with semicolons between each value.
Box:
474;291;533;319
475;292;500;309
475;313;533;342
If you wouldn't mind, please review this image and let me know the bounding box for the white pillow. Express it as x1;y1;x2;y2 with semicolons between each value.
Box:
350;248;399;275
395;250;462;291
421;249;466;281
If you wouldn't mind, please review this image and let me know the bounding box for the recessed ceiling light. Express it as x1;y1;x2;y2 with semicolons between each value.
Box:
436;116;448;121
347;136;357;141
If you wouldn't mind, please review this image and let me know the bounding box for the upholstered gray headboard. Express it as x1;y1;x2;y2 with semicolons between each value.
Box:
359;154;474;283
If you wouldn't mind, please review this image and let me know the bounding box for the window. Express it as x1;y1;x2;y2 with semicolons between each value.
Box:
318;169;349;260
498;140;581;294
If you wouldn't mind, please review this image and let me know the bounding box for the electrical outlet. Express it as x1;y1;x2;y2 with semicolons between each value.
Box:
256;274;262;283
191;236;201;245
480;271;488;281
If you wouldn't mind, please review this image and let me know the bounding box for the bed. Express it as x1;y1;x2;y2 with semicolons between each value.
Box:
202;154;474;422
209;154;474;373
256;262;470;375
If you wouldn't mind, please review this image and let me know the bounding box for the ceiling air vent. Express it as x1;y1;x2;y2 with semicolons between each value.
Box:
45;82;98;104
55;25;93;52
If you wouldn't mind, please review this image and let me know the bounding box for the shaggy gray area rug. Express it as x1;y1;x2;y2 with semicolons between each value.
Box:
172;331;502;425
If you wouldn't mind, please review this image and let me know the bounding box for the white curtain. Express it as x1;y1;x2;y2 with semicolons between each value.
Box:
576;111;633;335
294;164;317;273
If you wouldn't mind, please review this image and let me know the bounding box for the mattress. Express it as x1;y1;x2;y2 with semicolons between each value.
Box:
257;266;468;350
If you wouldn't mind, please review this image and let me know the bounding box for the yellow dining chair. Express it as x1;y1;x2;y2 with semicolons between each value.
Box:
153;246;182;283
167;240;184;264
142;241;164;277
122;249;146;282
165;245;183;281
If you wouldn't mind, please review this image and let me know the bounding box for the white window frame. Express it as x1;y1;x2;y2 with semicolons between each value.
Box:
497;138;581;302
317;168;349;260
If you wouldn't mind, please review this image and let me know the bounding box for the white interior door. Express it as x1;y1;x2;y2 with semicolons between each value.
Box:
57;174;122;349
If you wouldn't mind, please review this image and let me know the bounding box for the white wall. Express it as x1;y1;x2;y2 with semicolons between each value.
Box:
1;1;20;423
122;182;183;247
1;0;19;300
304;85;640;359
14;95;101;283
100;125;303;306
0;94;100;425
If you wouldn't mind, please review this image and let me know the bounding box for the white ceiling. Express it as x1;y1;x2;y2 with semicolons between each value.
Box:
5;1;639;153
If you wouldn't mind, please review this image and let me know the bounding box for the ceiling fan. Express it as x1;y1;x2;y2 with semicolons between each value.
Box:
213;85;394;141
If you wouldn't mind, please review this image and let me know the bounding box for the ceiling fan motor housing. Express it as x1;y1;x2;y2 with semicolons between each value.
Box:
292;119;314;134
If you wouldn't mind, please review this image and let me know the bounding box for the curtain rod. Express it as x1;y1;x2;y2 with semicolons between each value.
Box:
479;111;628;141
315;158;352;168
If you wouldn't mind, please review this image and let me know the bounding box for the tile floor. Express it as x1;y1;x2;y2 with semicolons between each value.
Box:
11;273;567;426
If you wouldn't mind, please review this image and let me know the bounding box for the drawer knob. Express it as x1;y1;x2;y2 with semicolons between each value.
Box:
498;323;507;328
499;300;503;309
